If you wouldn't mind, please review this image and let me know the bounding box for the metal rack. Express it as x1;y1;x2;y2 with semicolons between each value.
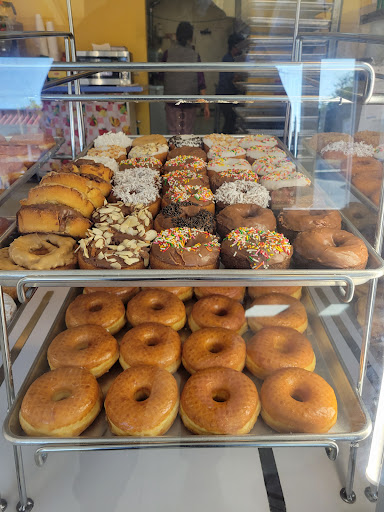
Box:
0;3;384;512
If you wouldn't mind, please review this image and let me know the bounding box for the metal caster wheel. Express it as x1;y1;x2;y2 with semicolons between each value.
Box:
16;498;34;512
340;488;356;504
364;486;378;502
0;498;7;511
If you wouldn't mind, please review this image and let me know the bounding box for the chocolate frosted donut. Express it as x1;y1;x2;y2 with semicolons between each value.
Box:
293;227;368;270
154;202;216;234
167;147;207;162
209;169;258;193
217;204;276;238
168;135;203;149
221;227;292;270
277;209;342;241
162;185;215;214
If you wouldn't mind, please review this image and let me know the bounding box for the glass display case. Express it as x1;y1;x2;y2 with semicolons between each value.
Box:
0;1;384;511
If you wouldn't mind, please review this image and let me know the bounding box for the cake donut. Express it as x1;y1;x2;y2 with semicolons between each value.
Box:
47;325;119;378
214;181;270;211
59;167;112;197
161;185;215;214
65;291;126;334
188;295;247;334
150;228;220;270
126;289;186;331
260;368;337;433
239;134;278;149
119;156;162;171
162;155;207;174
105;365;179;436
194;287;245;301
259;170;311;190
83;286;139;304
119;322;181;373
216;204;276;238
39;172;105;208
221;228;292;270
9;233;77;270
182;327;246;373
246;326;315;379
168;135;203;149
352;174;382;199
207;145;246;161
19;367;102;437
247;293;308;333
180;367;260;435
209;169;258;193
154;202;216;234
246;146;286;163
277;209;342;241
342;202;375;234
145;286;193;302
207;157;251;174
75;155;118;175
340;156;382;177
248;286;302;300
293;228;368;270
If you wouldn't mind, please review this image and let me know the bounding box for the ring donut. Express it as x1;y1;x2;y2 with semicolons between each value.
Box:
188;295;247;334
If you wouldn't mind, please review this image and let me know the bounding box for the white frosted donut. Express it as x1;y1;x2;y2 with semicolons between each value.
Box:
207;158;251;173
374;145;384;161
253;158;296;176
207;145;246;160
247;146;286;161
260;171;311;191
240;135;278;149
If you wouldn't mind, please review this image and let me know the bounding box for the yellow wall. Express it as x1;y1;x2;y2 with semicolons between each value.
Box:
13;0;150;133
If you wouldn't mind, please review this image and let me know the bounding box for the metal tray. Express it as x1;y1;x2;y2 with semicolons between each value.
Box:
0;137;64;209
3;288;371;457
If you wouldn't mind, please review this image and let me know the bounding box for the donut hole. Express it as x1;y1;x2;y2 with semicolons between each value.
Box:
146;337;160;347
31;247;50;256
89;303;103;313
207;342;224;354
151;302;164;311
290;388;308;403
134;387;150;402
76;341;89;351
52;389;72;402
214;308;228;317
212;389;230;403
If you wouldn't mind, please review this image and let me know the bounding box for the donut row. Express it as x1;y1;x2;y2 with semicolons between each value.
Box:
19;286;338;438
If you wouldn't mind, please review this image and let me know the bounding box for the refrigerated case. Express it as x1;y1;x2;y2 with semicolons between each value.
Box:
1;1;384;511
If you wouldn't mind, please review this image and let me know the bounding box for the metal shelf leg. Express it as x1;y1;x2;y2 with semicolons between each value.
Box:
0;494;7;511
340;442;358;504
0;287;33;511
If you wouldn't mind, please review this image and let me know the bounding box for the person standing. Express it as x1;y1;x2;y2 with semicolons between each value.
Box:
216;33;243;134
163;21;210;134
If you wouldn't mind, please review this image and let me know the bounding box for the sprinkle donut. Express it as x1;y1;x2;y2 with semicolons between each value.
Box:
239;134;278;149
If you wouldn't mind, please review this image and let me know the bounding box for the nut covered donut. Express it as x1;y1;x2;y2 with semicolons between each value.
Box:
194;286;245;302
188;295;247;334
19;367;102;437
47;325;119;378
216;204;276;238
126;289;186;331
246;327;316;379
248;293;308;333
180;367;260;435
105;365;179;436
119;323;181;373
182;327;246;373
260;368;337;433
65;292;126;335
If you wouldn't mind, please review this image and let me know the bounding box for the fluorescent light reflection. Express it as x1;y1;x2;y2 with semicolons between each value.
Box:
319;304;349;316
245;305;288;318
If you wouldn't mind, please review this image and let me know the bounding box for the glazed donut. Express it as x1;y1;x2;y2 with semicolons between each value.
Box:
9;234;77;270
21;184;95;218
221;228;292;270
47;325;119;378
352;174;382;199
40;172;105;208
293;228;368;270
105;365;179;436
126;289;186;331
194;287;245;302
246;326;315;379
83;287;139;304
119;322;181;373
248;286;302;300
145;287;193;302
17;204;91;239
277;209;342;241
182;327;246;373
260;368;337;433
180;367;260;435
0;247;25;270
161;185;215;214
216;204;276;238
150;228;220;270
340;156;383;177
248;293;308;333
65;292;126;335
154;202;216;234
19;367;102;437
188;295;247;335
61;164;113;197
370;189;381;206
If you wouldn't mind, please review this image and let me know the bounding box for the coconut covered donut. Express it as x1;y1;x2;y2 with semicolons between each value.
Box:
214;181;270;211
209;169;258;193
168;135;203;149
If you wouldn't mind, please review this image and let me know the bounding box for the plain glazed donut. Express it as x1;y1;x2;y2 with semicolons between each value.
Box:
65;292;126;335
246;326;316;379
105;365;179;436
188;295;247;334
47;325;119;378
19;367;102;437
182;327;246;373
83;287;139;304
119;323;181;373
248;293;308;333
180;367;260;435
352;174;382;198
194;287;245;302
126;289;186;331
248;286;302;300
260;368;337;433
145;286;193;302
340;156;382;177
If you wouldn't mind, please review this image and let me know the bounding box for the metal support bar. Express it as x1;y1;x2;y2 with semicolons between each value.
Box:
42;71;99;90
341;443;358;503
64;38;76;159
0;30;72;40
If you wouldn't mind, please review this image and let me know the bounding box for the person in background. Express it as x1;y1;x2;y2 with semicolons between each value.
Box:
216;33;244;134
162;21;210;134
